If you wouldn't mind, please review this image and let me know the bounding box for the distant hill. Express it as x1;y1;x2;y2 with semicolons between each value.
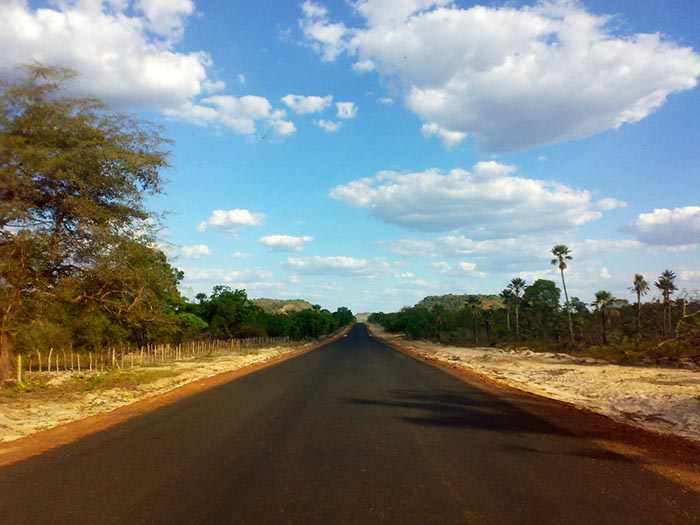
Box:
252;298;315;314
416;293;503;311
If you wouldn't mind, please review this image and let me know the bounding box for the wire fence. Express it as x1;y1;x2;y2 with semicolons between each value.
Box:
12;336;292;383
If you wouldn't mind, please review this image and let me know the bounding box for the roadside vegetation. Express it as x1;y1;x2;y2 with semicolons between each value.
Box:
0;65;354;385
370;248;700;366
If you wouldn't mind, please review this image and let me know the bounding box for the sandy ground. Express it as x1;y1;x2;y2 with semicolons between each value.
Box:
0;342;317;443
369;326;700;445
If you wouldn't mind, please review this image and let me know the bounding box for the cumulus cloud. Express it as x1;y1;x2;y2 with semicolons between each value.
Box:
197;209;266;234
181;244;211;259
259;235;313;252
336;101;357;119
429;261;485;278
623;206;700;246
301;0;700;152
0;0;213;110
167;97;295;137
182;267;275;285
0;1;295;139
315;119;341;133
299;1;349;61
330;161;624;236
282;94;333;114
283;256;390;277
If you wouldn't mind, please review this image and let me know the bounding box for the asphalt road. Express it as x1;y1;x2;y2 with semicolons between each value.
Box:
1;324;699;524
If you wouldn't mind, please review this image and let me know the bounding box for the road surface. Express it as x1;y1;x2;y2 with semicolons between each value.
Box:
1;324;698;524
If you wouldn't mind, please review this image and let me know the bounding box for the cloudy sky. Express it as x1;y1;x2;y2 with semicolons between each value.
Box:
3;0;700;313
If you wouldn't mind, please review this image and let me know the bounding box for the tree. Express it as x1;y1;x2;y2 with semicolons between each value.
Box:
0;64;170;382
522;279;561;338
654;269;678;338
465;295;481;344
508;278;526;340
551;245;574;343
499;288;515;333
630;274;649;344
592;290;615;344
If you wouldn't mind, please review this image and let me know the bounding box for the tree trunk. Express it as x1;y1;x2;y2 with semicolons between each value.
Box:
601;309;608;345
559;267;574;343
0;331;12;384
636;292;642;345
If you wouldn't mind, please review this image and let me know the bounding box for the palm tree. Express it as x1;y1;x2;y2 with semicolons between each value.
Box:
499;288;515;332
465;295;482;344
629;274;649;344
654;269;677;337
508;277;526;341
592;290;615;344
551;244;574;343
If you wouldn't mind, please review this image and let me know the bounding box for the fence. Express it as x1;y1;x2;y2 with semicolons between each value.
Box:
13;336;292;383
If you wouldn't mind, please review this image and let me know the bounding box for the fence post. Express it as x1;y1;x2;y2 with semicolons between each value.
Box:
17;354;22;384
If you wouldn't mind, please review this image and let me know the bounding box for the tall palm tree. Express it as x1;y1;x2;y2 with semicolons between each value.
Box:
508;277;526;341
654;269;677;337
551;244;574;343
499;288;515;332
629;274;649;344
465;295;482;344
592;290;615;344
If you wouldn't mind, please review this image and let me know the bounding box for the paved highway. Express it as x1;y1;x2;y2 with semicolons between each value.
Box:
1;324;698;524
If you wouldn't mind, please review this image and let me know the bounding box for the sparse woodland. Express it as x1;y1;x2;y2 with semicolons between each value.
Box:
0;66;354;384
370;254;700;364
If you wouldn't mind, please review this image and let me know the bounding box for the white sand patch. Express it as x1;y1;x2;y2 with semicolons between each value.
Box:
374;328;700;444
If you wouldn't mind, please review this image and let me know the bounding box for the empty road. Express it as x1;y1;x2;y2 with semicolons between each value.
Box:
1;324;698;524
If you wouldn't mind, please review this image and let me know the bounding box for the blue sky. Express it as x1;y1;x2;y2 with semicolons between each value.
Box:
2;0;700;313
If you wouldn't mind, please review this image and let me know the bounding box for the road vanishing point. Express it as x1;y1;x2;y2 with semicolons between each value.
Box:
1;324;699;524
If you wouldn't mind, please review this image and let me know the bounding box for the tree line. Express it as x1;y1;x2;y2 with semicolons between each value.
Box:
370;245;700;361
0;65;354;383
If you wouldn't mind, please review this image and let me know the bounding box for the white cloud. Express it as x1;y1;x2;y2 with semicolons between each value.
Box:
181;244;211;259
231;251;251;259
169;97;295;137
259;235;313;252
429;261;485;278
0;0;212;110
571;239;645;258
336;101;357;119
624;206;700;246
378;97;393;105
197;209;266;234
301;0;700;152
421;122;467;150
600;267;611;279
182;267;274;285
680;270;700;281
0;1;298;140
299;1;349;61
135;0;194;39
282;94;333;114
315;119;341;133
283;255;390;277
330;161;623;236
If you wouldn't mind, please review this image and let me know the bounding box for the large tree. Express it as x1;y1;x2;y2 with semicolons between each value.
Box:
550;244;574;343
0;64;170;382
592;290;615;345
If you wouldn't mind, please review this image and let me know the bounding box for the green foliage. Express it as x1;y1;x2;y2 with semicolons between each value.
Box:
0;64;173;381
